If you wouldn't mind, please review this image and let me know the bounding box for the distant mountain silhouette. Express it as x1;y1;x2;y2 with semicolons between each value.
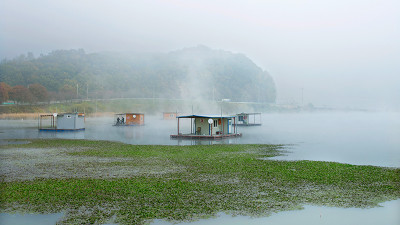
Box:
0;46;276;102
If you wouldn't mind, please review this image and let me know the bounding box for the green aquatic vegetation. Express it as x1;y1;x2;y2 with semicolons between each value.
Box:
1;139;399;225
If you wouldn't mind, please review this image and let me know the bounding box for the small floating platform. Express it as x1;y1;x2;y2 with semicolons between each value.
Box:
39;128;85;132
112;124;144;127
170;133;242;139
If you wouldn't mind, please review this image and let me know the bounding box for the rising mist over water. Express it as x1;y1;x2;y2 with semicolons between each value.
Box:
1;111;398;167
1;0;399;110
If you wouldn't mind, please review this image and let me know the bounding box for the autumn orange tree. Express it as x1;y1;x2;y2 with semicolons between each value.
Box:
0;82;11;104
9;85;33;104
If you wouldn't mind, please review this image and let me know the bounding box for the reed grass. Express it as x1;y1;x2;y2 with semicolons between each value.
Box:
0;113;39;120
0;112;117;120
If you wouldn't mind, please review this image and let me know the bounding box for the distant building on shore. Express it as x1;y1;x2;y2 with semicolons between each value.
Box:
163;112;179;120
234;113;262;126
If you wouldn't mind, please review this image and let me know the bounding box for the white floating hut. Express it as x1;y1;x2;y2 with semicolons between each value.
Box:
39;113;85;131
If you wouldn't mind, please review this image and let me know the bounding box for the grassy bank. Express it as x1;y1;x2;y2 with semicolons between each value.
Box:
1;139;399;225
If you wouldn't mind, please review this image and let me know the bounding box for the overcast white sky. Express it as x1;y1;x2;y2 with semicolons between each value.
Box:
1;0;399;110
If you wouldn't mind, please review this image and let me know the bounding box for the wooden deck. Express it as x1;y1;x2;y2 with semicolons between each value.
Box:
112;124;144;127
170;133;242;139
234;123;262;126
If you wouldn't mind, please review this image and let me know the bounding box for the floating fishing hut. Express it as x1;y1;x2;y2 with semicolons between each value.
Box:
38;113;85;131
170;114;242;139
114;113;144;126
234;112;262;126
163;112;179;120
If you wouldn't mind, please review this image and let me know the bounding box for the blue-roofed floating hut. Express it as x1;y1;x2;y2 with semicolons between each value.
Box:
170;114;242;139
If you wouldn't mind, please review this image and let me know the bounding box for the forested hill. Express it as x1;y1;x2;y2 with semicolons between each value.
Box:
0;46;276;103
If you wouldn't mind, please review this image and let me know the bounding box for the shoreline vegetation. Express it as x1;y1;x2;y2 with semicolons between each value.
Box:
1;139;399;225
0;98;275;118
0;112;115;120
0;98;372;121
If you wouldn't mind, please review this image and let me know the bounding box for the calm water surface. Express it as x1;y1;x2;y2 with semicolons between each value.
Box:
0;213;63;225
1;111;399;224
152;199;400;225
1;111;399;167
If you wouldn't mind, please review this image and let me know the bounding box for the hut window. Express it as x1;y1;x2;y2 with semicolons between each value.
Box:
213;120;218;127
66;115;71;118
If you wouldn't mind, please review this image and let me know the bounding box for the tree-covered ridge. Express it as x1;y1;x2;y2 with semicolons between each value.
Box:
0;46;276;103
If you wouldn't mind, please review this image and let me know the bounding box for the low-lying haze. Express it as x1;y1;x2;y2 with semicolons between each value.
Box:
1;0;399;110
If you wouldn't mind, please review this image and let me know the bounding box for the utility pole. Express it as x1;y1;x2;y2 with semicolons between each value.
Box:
76;84;79;99
86;83;88;100
213;87;215;101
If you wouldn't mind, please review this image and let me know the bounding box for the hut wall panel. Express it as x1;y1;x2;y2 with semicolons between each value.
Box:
194;118;211;135
57;114;85;130
75;116;85;129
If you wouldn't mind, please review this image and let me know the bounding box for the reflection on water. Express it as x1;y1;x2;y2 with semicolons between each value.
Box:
152;199;400;225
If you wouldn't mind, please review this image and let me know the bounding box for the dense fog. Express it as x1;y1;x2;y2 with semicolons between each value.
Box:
1;0;399;110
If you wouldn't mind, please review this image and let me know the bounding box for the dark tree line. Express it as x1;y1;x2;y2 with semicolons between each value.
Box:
0;82;49;104
0;46;276;104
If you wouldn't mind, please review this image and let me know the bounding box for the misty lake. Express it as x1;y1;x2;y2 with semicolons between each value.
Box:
1;111;399;167
1;111;399;224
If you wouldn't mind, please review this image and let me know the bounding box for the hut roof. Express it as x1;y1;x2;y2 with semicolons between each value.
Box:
58;112;83;115
115;113;144;115
178;114;235;119
40;112;83;117
236;112;261;115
